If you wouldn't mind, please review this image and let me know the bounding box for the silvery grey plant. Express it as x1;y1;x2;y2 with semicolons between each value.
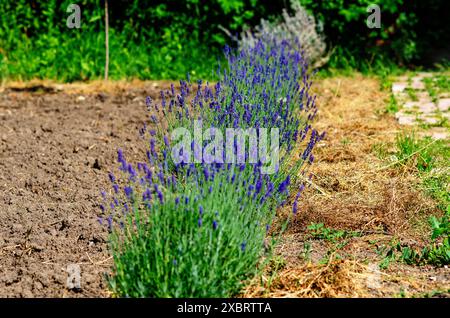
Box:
220;0;330;68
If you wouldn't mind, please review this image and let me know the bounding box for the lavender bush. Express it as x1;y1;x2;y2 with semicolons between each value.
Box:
100;35;323;297
147;36;323;187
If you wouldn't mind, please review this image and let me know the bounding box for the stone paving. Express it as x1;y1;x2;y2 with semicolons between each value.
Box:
392;72;449;140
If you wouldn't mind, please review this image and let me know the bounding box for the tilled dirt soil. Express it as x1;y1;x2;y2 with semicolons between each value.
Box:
0;83;163;297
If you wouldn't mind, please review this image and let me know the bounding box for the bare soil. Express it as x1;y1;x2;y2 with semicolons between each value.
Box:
0;81;166;297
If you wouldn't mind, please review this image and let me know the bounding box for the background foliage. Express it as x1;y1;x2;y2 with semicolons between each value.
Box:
0;0;447;81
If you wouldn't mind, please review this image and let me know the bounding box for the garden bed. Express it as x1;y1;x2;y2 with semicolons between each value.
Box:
0;77;448;297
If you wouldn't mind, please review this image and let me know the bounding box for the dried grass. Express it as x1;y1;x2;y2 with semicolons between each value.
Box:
287;75;439;241
243;256;372;298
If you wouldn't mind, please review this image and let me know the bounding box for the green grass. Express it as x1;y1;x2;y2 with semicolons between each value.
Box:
395;133;449;208
1;32;222;82
395;134;437;172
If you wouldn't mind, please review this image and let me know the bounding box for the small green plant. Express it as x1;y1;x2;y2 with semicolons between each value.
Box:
299;242;312;261
307;223;360;242
400;210;449;266
305;223;361;264
405;88;418;101
379;244;397;270
383;208;449;267
413;289;450;298
386;94;399;114
397;288;407;298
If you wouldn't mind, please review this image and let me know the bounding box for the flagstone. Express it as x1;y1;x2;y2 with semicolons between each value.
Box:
392;82;407;93
419;115;440;125
418;102;438;113
410;80;425;90
437;98;450;111
396;113;416;125
403;101;420;109
415;91;432;103
392;73;449;136
431;131;449;140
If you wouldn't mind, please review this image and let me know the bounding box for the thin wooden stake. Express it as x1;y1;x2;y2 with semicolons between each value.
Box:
104;0;109;81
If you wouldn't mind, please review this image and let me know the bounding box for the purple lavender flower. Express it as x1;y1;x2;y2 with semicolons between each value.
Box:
163;135;170;147
107;215;113;230
240;242;247;252
160;91;166;108
124;186;133;198
293;199;298;215
143;188;152;201
118;149;124;163
127;164;137;179
150;138;156;156
203;167;210;181
157;189;164;204
198;218;202;227
213;220;218;230
278;175;290;194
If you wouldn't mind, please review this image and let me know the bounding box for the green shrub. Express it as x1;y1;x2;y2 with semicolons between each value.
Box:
299;0;448;69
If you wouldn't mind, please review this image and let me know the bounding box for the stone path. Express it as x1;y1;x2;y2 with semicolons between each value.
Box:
392;72;449;140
